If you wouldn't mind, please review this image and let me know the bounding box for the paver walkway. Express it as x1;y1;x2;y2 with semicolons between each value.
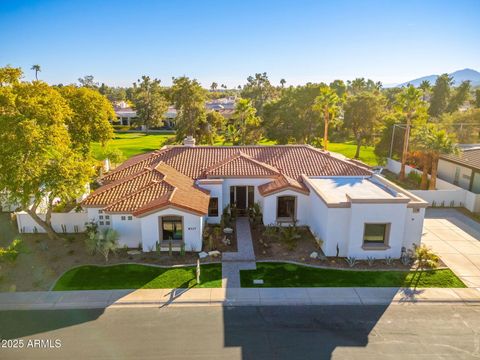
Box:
424;209;480;287
221;218;256;288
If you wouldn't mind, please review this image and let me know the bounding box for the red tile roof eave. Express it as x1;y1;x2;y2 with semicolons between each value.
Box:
258;185;310;197
133;202;208;217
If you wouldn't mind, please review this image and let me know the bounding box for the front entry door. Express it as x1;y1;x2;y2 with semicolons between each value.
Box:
236;186;247;215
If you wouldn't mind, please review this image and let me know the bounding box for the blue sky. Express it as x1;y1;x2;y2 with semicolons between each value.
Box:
1;0;479;87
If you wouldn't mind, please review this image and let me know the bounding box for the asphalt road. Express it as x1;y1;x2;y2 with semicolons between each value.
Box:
1;305;479;360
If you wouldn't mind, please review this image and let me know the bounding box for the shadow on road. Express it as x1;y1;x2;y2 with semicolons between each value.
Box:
0;308;105;340
222;305;390;359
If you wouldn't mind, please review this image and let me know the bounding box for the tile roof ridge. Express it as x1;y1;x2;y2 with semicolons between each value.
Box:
102;148;169;179
103;180;174;212
83;168;155;204
201;151;281;176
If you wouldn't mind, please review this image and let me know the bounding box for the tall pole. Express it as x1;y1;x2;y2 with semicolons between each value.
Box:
389;124;397;159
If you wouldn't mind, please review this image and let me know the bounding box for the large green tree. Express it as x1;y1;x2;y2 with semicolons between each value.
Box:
263;84;323;144
241;72;278;117
0;81;95;240
59;86;115;154
78;75;99;89
440;108;480;143
171;76;207;142
314;86;340;151
446;80;471;113
428;74;453;117
343;92;385;158
227;99;262;145
0;65;22;86
132;76;169;132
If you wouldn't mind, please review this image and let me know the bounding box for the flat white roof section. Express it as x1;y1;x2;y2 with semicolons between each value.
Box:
308;177;397;203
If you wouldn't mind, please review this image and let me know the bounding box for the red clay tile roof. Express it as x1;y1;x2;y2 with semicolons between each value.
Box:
83;162;210;216
201;152;281;178
258;174;310;196
89;145;371;216
102;145;371;184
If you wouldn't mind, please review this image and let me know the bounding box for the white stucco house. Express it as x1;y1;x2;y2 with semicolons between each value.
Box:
81;139;428;259
438;145;480;194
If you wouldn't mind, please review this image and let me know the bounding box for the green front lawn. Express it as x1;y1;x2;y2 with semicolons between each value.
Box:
53;263;222;290
240;262;465;288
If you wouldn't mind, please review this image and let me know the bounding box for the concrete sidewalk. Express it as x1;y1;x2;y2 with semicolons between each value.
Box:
1;287;479;310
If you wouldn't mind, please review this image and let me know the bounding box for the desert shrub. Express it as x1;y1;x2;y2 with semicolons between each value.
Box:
0;239;24;263
414;244;439;269
277;225;301;250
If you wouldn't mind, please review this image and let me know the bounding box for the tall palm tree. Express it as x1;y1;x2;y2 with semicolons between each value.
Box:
31;64;41;81
419;80;431;101
427;129;459;190
412;127;433;190
210;82;218;91
395;85;425;181
314;87;339;151
280;78;286;88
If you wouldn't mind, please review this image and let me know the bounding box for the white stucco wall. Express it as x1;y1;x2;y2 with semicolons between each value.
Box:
262;189;311;226
220;178;271;211
16;211;88;233
346;203;407;259
403;207;425;250
437;159;472;190
140;208;203;252
197;181;223;224
111;214;142;248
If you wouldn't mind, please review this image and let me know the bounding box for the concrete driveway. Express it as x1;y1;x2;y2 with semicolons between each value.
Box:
423;209;480;287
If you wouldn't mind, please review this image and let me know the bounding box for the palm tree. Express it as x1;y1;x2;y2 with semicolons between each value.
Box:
412;127;432;190
210;82;218;91
427;128;459;190
419;80;431;101
95;228;119;263
314;87;339;151
280;78;286;88
31;64;41;81
395;85;425;181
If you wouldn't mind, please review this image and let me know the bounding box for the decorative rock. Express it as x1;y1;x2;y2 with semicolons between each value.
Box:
222;236;231;246
223;227;233;234
208;250;221;257
127;250;141;255
253;279;264;285
310;251;318;259
198;251;209;259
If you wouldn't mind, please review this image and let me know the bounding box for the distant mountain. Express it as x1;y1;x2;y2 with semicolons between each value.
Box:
398;68;480;87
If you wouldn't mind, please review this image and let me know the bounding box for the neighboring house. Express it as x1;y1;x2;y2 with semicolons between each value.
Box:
438;145;480;194
112;101;177;129
205;97;236;111
82;138;427;259
113;101;138;126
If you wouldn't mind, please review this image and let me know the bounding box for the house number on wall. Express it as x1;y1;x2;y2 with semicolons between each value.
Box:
188;227;196;231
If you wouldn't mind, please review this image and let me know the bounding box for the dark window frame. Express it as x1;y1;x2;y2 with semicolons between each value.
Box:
363;223;390;247
276;196;296;221
208;197;219;217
